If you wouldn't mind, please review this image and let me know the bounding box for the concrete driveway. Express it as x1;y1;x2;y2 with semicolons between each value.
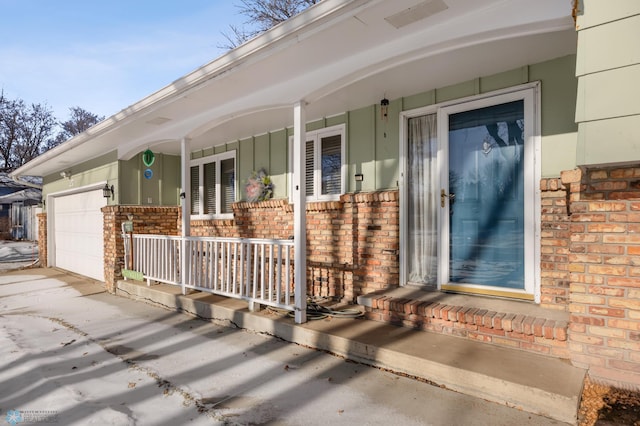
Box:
0;269;567;425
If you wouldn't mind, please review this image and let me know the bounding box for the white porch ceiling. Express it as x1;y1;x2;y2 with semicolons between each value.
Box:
12;0;576;177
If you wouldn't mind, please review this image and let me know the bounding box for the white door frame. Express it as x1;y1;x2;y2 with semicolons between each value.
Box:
399;83;541;302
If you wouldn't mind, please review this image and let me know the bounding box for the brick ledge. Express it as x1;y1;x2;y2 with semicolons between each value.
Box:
358;287;569;357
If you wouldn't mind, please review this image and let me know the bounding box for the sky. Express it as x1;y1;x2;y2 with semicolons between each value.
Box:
0;1;246;121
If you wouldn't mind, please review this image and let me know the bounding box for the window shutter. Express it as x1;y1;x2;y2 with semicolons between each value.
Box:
320;134;341;195
220;158;235;214
190;166;200;215
203;162;216;214
305;140;314;196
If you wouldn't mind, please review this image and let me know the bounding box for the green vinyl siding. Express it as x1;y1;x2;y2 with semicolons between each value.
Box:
254;134;270;172
218;55;578;197
45;56;578;207
42;151;119;204
348;106;375;193
238;136;254;200
269;129;288;200
119;152;180;206
529;55;579;177
375;98;401;190
576;3;640;166
576;0;640;30
231;133;290;200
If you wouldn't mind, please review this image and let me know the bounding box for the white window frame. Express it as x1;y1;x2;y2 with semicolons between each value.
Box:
289;123;346;202
189;150;236;219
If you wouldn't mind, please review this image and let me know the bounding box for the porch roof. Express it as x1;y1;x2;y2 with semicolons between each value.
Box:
11;0;576;178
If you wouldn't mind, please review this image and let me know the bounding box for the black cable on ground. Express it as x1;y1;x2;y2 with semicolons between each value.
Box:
268;296;364;320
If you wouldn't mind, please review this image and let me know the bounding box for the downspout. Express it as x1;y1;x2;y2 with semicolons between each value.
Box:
293;101;307;324
180;137;191;295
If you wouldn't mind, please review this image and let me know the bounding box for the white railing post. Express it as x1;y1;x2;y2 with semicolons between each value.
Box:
180;137;191;295
293;101;307;323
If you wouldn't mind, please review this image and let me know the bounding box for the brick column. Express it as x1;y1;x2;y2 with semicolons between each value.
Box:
102;206;180;293
37;213;47;267
540;177;571;310
563;166;640;389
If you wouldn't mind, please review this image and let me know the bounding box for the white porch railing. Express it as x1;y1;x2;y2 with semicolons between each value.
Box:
123;234;296;313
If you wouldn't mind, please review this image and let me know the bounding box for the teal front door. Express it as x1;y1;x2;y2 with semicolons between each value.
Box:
446;100;525;290
403;86;537;299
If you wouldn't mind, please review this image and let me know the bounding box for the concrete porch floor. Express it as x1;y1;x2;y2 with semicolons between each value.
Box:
116;279;586;425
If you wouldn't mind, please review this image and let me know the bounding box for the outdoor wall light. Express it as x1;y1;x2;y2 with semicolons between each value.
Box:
380;97;389;121
60;170;71;179
103;183;114;200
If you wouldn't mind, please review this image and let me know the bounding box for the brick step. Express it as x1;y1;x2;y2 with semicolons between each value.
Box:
358;289;570;358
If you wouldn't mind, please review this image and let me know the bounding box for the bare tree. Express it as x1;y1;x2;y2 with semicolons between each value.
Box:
0;93;57;172
18;103;57;163
221;0;321;49
47;106;105;150
0;92;20;171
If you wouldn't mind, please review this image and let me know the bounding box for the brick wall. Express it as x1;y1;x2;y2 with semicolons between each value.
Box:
50;190;398;300
563;166;640;389
540;178;571;310
102;206;180;292
186;190;400;301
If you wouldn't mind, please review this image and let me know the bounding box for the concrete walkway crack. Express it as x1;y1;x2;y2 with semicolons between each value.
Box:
38;314;236;425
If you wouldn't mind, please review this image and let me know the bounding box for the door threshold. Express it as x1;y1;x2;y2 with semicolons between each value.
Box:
440;284;534;301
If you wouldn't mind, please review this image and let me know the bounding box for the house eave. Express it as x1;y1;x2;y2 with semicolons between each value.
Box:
11;0;576;178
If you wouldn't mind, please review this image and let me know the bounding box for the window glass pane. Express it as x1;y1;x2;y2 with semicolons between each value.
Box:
190;166;200;215
321;134;341;195
203;162;216;215
305;141;314;197
448;100;525;289
220;158;235;214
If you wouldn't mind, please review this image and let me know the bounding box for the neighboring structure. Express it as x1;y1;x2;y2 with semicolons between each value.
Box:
10;0;640;390
0;174;41;240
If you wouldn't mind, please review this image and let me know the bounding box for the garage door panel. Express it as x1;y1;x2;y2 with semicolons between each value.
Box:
53;189;106;281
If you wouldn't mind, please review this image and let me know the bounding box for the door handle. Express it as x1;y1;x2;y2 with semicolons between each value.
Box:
441;189;455;207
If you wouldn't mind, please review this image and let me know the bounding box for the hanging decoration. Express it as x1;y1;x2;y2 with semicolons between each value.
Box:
380;97;389;121
245;169;274;202
142;149;155;167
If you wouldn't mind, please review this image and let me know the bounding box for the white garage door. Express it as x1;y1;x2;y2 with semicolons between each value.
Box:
53;189;106;281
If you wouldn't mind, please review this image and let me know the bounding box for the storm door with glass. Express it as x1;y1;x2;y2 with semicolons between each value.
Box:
403;87;537;299
445;100;525;289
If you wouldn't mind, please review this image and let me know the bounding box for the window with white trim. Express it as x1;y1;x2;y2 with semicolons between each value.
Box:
190;151;235;218
290;124;346;201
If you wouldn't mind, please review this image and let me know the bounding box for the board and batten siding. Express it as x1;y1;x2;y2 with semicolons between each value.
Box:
202;55;578;200
48;55;575;206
